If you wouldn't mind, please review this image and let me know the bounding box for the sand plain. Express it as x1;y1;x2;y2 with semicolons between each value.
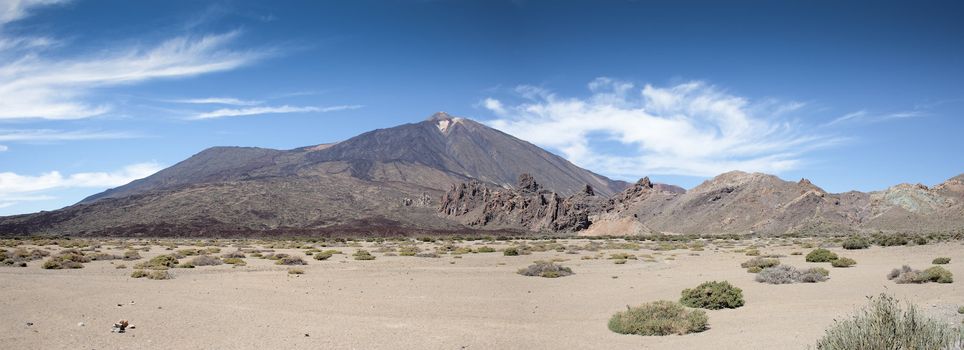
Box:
1;238;962;350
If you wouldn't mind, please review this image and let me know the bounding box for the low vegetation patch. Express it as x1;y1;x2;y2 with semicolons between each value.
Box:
756;265;829;284
608;301;708;336
741;257;780;273
831;257;857;268
222;257;246;266
276;256;307;265
888;265;953;284
841;237;871;250
679;281;744;310
814;293;962;349
41;249;91;269
190;255;222;266
476;246;496;253
932;257;951;265
805;248;839;263
133;254;179;270
503;247;520;256
517;261;573;278
122;250;142;261
221;250;246;259
131;269;173;280
313;251;333;260
287;268;304;275
353;250;375;260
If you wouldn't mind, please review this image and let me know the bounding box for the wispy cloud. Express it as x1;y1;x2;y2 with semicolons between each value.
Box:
168;97;262;106
826;109;926;126
0;129;139;142
0;0;68;25
0;2;266;120
0;162;163;210
0;145;7;152
191;104;362;120
482;78;837;178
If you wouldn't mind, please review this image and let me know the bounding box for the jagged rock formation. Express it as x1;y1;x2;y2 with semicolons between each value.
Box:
438;174;606;232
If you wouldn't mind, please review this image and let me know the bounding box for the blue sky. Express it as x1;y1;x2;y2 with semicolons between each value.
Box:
1;0;962;216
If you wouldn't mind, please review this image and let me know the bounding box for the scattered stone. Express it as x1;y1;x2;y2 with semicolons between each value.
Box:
26;322;33;326
111;320;129;333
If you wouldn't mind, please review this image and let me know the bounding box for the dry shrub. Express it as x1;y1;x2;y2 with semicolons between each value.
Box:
608;301;708;336
517;261;573;278
814;294;963;349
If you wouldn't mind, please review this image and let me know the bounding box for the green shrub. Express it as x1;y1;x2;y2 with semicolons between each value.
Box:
921;266;953;283
608;301;708;336
679;281;744;309
806;248;839;263
276;256;307;265
842;237;871;250
889;265;953;284
741;257;780;272
287;268;304;275
313;251;333;260
932;257;951;265
353;250;375;261
831;257;857;268
814;294;962;349
874;234;909;247
503;247;520;256
476;246;496;253
517;261;573;278
744;249;760;256
147;270;172;280
134;254;179;270
222;257;246;266
397;246;419;256
130;270;148;278
122;250;142;260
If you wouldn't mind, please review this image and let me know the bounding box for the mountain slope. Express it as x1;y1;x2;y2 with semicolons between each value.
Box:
0;113;629;236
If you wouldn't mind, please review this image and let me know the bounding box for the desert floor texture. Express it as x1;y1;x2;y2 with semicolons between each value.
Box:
2;238;962;349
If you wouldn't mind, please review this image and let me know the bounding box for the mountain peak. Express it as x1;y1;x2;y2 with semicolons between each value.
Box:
426;111;455;122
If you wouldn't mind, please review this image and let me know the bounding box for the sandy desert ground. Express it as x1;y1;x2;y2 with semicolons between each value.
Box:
1;237;963;350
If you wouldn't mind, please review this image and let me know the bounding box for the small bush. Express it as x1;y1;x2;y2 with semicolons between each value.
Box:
131;269;172;280
221;250;246;259
313;251;333;260
610;253;637;260
744;249;760;256
874;234;909;247
415;252;440;258
222;257;246;266
842;237;871;250
190;255;222;266
353;250;375;261
276;256;307;265
831;257;857;268
288;268;304;275
756;265;829;284
814;293;962;349
806;248;839;263
741;257;780;272
503;247;520;256
608;301;708;336
397;246;419;256
517;261;573;278
679;281;744;309
890;265;953;284
122;250;142;260
932;257;951;265
135;254;179;270
476;246;496;253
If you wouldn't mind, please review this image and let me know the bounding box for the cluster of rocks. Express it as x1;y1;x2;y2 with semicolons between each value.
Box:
438;174;604;232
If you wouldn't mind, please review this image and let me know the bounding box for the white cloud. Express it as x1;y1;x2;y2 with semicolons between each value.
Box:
169;97;262;106
0;0;68;25
0;129;138;142
0;144;7;152
827;109;925;126
191;104;361;120
483;78;836;178
0;2;265;120
0;162;162;208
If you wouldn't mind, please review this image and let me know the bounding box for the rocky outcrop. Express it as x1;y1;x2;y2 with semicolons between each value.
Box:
438;174;604;232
